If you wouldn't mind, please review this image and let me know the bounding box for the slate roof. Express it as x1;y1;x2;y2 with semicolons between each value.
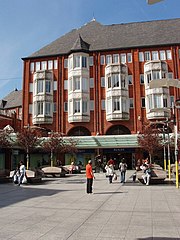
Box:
0;89;22;109
25;18;180;59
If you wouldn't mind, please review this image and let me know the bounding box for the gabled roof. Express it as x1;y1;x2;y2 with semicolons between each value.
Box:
25;18;180;59
0;89;22;109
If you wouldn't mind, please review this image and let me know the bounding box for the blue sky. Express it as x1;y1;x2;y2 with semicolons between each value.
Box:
0;0;179;99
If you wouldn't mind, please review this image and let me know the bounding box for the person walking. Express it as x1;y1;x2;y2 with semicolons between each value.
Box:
18;161;26;186
105;163;115;183
86;160;95;194
119;158;127;183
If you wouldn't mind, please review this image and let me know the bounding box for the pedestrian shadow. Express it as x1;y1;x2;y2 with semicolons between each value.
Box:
94;191;124;195
137;237;180;240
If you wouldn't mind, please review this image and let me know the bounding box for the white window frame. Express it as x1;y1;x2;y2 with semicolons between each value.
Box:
106;55;112;65
166;50;172;60
37;80;44;94
140;74;144;84
129;98;134;108
160;50;166;60
41;61;47;70
127;53;132;63
101;77;105;87
152;51;159;60
100;55;105;65
90;100;94;111
120;53;126;64
48;60;53;70
128;75;133;85
139;52;144;62
64;102;68;112
101;100;106;110
36;62;41;71
30;62;34;72
45;102;51;115
54;60;58;69
64;80;68;90
45;80;51;93
113;54;119;64
53;81;57;91
64;59;68;68
144;51;151;61
89;56;94;66
90;78;94;88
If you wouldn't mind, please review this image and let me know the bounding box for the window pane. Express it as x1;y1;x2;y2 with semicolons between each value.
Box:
154;95;161;108
141;98;145;108
140;74;144;84
100;55;105;65
30;62;34;72
82;78;88;91
112;74;119;87
166;50;172;60
74;100;80;113
113;98;120;111
152;51;159;60
108;76;111;88
82;101;87;113
89;56;94;66
139;52;144;62
106;55;112;64
64;102;68;112
37;80;43;93
160;51;166;60
37;102;43;115
82;56;87;68
41;61;47;70
45;81;51;93
74;77;80;90
127;53;132;63
129;98;134;108
152;71;160;80
64;59;68;68
36;62;40;71
90;78;94;88
45;102;51;115
74;56;80;68
120;54;126;63
54;60;58;69
113;54;119;63
64;80;68;90
144;52;151;61
128;75;133;85
48;60;53;70
101;77;105;87
101;100;105;110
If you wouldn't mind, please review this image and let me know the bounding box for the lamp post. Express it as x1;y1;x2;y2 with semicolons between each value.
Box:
173;99;180;188
162;125;166;171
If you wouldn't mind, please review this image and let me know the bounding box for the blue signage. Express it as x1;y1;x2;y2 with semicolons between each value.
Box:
103;148;135;153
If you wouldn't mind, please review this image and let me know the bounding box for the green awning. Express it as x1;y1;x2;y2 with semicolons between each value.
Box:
64;134;139;149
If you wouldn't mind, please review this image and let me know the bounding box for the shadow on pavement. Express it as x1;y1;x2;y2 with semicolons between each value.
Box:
138;238;180;240
0;185;69;209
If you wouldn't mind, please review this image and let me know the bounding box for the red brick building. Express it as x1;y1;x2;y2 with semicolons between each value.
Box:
22;18;180;168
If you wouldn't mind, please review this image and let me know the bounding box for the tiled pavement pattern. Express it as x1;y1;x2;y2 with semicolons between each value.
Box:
0;170;180;240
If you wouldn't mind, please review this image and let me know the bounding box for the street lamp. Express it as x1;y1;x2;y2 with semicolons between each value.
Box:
162;125;166;171
173;99;180;188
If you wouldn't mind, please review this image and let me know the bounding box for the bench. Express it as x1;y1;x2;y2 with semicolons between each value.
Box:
137;165;166;184
41;166;66;177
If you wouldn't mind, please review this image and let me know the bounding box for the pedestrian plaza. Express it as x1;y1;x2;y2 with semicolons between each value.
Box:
0;171;180;240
